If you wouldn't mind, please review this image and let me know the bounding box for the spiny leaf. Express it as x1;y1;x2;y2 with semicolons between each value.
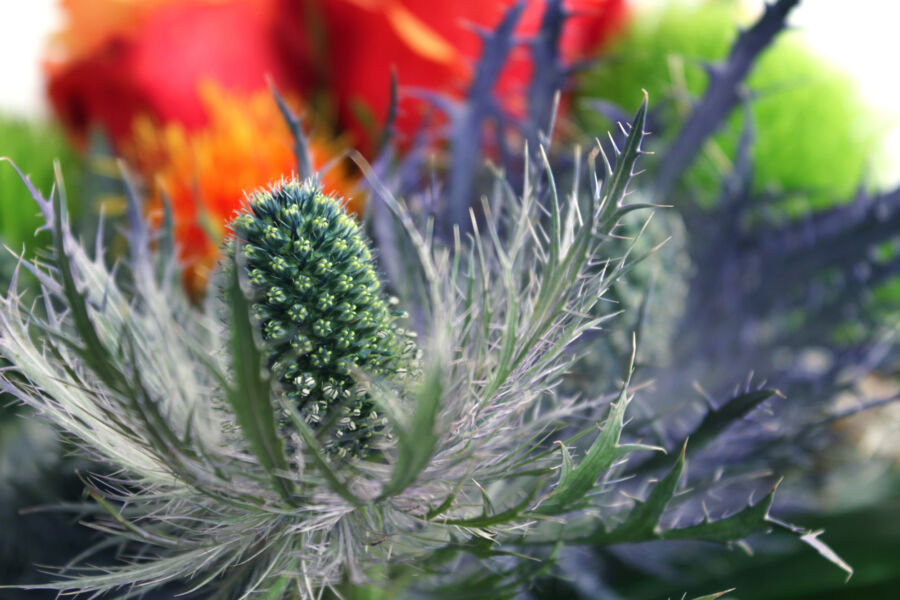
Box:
653;0;801;195
426;479;466;520
50;163;127;396
767;517;854;580
376;67;399;154
640;388;775;473
269;80;313;180
603;441;687;543
689;389;775;452
437;481;545;528
799;530;854;581
536;337;651;516
687;590;736;600
660;483;778;543
157;190;177;282
225;246;294;503
602;91;649;217
536;387;631;515
377;360;442;500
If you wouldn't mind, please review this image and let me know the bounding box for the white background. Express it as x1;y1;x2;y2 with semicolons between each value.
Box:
1;0;899;185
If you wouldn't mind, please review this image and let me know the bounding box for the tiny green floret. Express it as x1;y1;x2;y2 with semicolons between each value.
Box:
228;178;409;457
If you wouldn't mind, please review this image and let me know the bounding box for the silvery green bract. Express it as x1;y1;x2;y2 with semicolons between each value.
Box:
0;100;845;599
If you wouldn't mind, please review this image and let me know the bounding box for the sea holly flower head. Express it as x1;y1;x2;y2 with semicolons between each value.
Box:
227;178;413;457
0;98;849;598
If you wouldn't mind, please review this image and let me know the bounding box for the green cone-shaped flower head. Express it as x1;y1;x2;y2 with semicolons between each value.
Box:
229;178;408;457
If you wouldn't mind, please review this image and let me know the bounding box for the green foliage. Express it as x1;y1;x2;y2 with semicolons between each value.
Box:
228;179;413;458
607;495;900;600
638;389;776;474
0;122;87;589
0;1;887;595
224;248;294;501
0;115;82;258
537;363;655;517
577;0;877;210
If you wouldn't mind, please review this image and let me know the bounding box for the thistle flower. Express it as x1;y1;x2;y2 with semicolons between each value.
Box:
228;179;412;457
0;99;846;599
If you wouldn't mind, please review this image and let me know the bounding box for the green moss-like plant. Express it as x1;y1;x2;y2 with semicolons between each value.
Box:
577;0;878;211
228;179;411;457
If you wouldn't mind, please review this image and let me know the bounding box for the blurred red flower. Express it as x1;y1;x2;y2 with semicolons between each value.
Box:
44;0;625;296
308;0;627;153
47;0;626;153
46;0;310;148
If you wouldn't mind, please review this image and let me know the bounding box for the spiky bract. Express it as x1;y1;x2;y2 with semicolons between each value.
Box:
229;179;409;457
0;99;846;599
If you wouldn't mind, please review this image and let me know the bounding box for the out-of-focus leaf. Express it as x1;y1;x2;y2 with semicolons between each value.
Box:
639;389;775;473
688;591;736;600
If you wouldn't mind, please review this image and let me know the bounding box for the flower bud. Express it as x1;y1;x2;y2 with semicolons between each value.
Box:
229;179;408;457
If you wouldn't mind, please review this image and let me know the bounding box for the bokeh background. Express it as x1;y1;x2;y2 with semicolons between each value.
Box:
4;0;900;183
1;1;898;598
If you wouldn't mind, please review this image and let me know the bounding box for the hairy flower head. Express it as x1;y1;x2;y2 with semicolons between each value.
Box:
228;179;411;457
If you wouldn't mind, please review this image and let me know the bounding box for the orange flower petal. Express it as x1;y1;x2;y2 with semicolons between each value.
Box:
125;82;359;297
